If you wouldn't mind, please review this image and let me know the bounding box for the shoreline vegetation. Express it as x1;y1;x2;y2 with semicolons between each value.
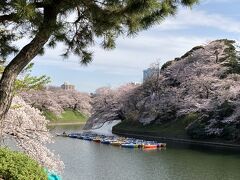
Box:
113;129;240;150
112;122;240;150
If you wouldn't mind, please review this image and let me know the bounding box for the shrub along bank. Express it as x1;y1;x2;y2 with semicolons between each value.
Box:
0;148;47;180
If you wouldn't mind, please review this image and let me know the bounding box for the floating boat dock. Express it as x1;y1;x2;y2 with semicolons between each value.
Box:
57;132;166;150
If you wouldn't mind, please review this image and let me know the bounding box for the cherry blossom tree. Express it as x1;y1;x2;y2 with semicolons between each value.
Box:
1;96;64;174
21;89;92;117
0;64;64;174
115;40;240;140
84;83;139;129
84;40;240;140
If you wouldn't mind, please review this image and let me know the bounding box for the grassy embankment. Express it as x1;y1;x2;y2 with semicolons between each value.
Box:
113;113;198;139
113;113;240;147
43;109;88;125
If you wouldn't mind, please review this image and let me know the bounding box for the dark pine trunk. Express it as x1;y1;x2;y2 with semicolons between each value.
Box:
0;6;57;122
0;69;17;122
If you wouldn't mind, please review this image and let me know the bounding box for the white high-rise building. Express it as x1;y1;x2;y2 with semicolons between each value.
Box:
143;68;158;82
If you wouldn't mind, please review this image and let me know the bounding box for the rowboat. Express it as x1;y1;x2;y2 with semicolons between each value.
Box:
77;135;84;139
82;136;93;141
143;144;158;149
121;143;139;148
110;141;123;146
68;134;79;138
101;139;112;144
92;138;101;143
56;133;68;137
157;143;167;148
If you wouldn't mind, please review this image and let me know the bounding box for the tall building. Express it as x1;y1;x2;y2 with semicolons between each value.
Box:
61;82;75;90
143;68;158;82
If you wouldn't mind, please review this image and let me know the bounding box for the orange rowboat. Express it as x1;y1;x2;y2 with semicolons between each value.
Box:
143;144;158;149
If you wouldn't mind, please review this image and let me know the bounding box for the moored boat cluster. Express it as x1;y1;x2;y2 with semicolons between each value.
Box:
57;132;166;150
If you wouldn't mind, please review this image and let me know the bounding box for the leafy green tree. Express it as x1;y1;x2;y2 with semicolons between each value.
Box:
14;63;50;93
0;63;50;93
0;0;199;120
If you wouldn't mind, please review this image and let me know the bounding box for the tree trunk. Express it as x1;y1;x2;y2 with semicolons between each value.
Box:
0;6;57;122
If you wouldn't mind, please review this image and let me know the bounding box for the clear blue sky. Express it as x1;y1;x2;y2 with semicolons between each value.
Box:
22;0;240;92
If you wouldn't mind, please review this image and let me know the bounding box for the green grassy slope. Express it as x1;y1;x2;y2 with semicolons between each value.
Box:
43;109;88;123
113;113;199;139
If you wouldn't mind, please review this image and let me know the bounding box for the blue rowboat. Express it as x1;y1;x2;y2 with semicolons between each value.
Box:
101;139;112;144
68;134;79;138
82;136;93;141
77;135;84;139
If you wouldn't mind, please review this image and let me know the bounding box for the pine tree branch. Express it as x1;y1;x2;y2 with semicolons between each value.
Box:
0;2;45;23
0;14;17;23
34;2;45;8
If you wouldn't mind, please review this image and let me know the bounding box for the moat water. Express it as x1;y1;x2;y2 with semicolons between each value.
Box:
49;125;240;180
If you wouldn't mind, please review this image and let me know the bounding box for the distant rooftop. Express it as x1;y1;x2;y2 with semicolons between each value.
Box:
61;82;75;90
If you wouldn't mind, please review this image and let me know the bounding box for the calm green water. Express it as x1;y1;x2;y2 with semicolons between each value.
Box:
49;125;240;180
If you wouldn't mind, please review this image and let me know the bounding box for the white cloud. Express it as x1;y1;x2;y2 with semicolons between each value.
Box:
91;35;206;67
155;8;240;33
34;34;207;79
202;0;239;4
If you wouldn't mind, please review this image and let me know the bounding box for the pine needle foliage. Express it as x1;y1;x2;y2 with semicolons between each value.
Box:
0;0;198;64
